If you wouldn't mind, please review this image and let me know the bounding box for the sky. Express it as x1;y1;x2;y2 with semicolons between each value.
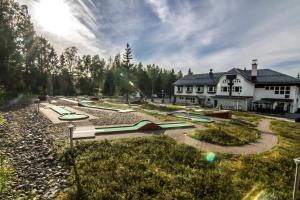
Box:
18;0;300;76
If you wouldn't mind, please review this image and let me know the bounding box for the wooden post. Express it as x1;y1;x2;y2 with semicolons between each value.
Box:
68;124;75;149
293;158;300;200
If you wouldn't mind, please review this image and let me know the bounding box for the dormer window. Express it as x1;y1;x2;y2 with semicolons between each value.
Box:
223;79;229;83
196;86;204;93
186;86;193;93
207;86;216;93
177;86;183;93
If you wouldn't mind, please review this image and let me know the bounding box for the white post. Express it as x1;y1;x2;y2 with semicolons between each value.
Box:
68;124;75;149
293;158;300;200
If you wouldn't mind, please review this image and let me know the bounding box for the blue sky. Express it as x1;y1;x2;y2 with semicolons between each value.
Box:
19;0;300;76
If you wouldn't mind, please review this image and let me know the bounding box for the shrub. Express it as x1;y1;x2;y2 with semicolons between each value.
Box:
188;119;260;146
0;156;13;194
59;136;239;199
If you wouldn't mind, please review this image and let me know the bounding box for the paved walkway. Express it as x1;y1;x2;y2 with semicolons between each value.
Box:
167;119;277;155
71;109;278;155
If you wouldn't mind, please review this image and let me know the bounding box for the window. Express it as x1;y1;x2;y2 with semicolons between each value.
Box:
186;86;193;93
274;86;291;95
265;86;269;90
223;79;229;83
270;86;274;90
190;97;195;103
179;96;184;100
208;86;216;93
234;79;241;83
196;86;204;93
177;86;183;93
233;86;242;93
221;87;228;92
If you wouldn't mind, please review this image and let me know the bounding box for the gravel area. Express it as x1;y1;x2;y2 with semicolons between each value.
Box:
0;105;69;200
74;107;142;126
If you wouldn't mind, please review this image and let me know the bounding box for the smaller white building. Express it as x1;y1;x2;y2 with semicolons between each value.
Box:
173;60;300;113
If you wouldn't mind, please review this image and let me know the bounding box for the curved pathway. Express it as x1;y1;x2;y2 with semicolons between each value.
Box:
165;119;278;154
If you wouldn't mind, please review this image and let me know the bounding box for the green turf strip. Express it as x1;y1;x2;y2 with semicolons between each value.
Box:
95;120;194;134
58;114;89;121
50;106;75;115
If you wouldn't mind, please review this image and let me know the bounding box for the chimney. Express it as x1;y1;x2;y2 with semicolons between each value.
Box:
251;59;257;80
209;68;213;78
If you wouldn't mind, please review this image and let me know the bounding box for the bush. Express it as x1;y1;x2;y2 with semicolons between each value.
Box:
0;156;13;194
188;119;260;146
59;136;240;199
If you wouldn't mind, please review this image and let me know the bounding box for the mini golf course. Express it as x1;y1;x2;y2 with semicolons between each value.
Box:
50;106;89;121
95;120;194;134
175;115;214;123
78;102;134;113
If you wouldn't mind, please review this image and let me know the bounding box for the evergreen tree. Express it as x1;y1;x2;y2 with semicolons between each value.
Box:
187;68;193;75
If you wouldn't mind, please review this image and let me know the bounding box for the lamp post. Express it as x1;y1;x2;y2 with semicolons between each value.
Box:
293;158;300;200
68;124;75;149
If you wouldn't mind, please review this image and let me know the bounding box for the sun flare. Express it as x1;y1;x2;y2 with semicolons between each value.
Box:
33;0;77;37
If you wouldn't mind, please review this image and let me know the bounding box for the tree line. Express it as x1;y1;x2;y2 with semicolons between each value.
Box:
0;0;183;103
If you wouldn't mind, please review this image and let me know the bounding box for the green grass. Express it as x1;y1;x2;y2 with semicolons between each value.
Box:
232;111;263;125
58;119;300;199
58;136;239;200
0;156;13;194
141;103;183;112
188;119;260;146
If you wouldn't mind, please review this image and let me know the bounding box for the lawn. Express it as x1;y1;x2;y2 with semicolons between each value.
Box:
58;119;300;200
233;111;263;125
58;136;239;200
188;119;260;146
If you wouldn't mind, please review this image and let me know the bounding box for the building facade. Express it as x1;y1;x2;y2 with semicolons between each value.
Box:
173;60;300;113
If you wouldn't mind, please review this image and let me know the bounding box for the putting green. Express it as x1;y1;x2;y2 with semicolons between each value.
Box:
79;103;120;112
59;114;89;121
50;106;75;115
95;120;194;134
50;105;89;121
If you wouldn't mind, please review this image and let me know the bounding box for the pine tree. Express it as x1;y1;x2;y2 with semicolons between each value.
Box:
297;72;300;79
122;43;133;103
188;68;193;75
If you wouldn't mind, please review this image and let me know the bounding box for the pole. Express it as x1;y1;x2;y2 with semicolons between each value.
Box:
37;99;40;113
293;158;300;200
68;124;75;149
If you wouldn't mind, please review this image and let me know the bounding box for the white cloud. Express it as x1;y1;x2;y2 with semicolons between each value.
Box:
145;0;170;22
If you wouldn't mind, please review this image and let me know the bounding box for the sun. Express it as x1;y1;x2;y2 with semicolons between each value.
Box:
33;0;77;37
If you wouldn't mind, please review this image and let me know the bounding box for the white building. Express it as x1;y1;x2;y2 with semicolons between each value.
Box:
173;60;300;113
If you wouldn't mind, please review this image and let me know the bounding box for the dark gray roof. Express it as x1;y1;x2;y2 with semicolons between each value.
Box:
173;68;300;86
173;72;225;86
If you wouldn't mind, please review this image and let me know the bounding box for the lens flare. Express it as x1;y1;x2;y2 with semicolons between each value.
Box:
206;152;216;162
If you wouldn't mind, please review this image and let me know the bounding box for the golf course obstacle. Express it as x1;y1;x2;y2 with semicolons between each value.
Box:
95;120;194;134
175;115;214;123
50;105;89;121
78;102;134;113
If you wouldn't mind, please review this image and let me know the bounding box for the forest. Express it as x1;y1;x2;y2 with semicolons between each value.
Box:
0;0;185;104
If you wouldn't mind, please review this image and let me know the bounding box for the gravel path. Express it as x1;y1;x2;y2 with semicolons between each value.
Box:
0;106;69;200
74;107;142;126
168;119;278;154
